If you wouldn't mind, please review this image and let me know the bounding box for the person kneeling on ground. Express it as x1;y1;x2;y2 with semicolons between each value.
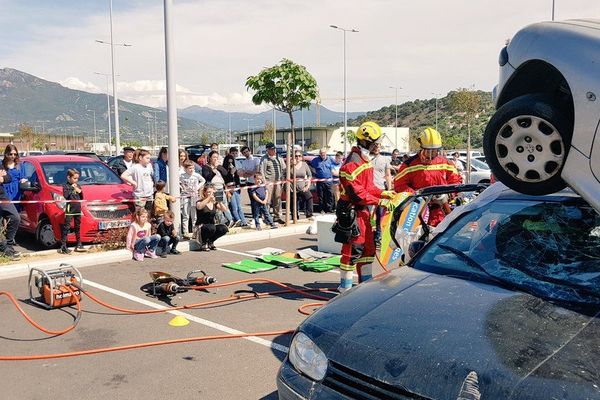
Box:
126;207;160;261
194;184;229;251
156;210;180;257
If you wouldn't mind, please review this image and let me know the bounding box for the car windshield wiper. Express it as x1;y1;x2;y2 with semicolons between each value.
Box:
437;244;516;289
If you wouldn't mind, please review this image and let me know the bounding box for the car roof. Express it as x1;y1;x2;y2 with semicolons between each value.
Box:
23;155;104;163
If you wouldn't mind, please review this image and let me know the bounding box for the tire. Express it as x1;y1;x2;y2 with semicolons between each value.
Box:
483;94;572;195
36;218;58;249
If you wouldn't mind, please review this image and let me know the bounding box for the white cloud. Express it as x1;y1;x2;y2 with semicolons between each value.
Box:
60;77;101;93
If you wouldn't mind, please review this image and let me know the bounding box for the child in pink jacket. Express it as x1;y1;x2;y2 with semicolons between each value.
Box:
126;207;160;261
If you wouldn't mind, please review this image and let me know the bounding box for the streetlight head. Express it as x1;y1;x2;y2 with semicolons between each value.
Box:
330;25;338;29
351;29;359;33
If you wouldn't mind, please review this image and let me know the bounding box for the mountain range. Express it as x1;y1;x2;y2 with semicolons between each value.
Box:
0;68;363;146
178;105;364;132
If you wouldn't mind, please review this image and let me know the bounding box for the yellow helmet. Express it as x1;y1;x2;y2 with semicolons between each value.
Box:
356;121;382;143
418;127;443;149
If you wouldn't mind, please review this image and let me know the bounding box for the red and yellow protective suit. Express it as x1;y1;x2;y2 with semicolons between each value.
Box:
339;146;383;282
393;154;462;226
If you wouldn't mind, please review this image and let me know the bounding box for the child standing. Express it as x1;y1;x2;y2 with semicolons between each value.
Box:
180;160;205;236
126;207;160;261
249;172;278;231
156;210;180;257
153;180;176;221
59;169;85;254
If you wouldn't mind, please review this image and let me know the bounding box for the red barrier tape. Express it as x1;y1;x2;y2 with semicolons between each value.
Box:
0;177;338;204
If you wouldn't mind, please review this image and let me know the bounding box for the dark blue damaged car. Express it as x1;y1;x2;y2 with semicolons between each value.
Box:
277;183;600;399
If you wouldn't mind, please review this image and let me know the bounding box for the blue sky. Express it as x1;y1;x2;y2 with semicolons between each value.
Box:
2;0;599;115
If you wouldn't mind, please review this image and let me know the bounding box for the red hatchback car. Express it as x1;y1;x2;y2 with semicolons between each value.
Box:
19;155;134;248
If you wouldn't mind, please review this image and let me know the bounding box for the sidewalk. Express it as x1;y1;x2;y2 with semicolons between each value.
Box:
0;221;313;280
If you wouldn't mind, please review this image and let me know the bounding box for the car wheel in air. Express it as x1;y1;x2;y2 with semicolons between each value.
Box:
483;94;572;195
36;218;57;249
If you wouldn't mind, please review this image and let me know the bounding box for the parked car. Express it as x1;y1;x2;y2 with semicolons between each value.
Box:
19;150;44;157
458;157;492;184
185;144;210;163
44;150;101;161
19;155;134;248
483;19;600;215
278;183;600;399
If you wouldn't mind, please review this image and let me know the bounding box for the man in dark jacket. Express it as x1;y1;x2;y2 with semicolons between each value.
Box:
112;146;135;176
0;168;21;260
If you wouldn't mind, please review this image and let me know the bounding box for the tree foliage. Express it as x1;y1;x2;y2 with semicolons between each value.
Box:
246;58;318;116
246;58;318;224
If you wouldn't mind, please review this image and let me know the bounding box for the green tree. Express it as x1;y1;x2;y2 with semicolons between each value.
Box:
17;123;36;150
262;120;275;144
246;58;318;224
342;129;356;147
449;88;482;180
32;134;45;150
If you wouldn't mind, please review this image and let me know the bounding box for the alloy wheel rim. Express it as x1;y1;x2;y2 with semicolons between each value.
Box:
495;115;565;183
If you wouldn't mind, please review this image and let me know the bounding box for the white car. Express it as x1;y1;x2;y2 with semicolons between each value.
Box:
458;158;491;184
483;19;600;213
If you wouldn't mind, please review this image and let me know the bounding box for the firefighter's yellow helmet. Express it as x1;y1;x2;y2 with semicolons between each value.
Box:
418;127;443;149
356;121;382;143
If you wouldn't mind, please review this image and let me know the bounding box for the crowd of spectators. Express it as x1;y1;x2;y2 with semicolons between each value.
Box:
0;141;415;260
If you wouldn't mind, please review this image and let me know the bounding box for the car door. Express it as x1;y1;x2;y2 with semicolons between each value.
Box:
19;161;42;230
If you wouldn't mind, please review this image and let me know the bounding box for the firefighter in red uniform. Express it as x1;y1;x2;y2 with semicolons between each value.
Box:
337;121;395;292
393;127;462;227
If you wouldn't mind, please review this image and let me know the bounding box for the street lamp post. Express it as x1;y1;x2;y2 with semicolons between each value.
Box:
389;86;401;149
243;118;253;149
330;25;358;155
552;0;555;21
94;72;114;155
431;92;442;132
96;0;132;156
87;109;97;151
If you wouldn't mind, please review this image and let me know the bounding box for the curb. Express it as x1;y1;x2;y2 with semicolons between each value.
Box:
0;223;312;281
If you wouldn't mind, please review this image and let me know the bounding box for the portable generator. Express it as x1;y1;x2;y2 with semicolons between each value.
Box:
28;264;83;309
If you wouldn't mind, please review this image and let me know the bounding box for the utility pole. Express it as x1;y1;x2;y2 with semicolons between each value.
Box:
389;86;401;150
95;72;114;155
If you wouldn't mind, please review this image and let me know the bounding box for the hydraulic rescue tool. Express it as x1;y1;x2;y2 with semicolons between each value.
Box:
149;270;217;296
28;264;82;309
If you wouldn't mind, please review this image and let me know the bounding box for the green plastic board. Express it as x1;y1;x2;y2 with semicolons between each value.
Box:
298;262;336;272
223;259;278;273
259;255;301;265
323;256;342;266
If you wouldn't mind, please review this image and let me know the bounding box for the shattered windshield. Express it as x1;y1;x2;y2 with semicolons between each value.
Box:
413;197;600;304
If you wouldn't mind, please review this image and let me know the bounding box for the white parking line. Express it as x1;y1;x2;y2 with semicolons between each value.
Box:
83;279;290;354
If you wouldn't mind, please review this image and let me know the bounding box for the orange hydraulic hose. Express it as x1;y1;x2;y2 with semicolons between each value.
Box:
0;286;81;335
298;302;325;316
184;277;331;301
81;286;334;315
0;329;295;361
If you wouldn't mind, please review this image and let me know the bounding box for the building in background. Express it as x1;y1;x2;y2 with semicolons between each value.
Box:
236;126;409;154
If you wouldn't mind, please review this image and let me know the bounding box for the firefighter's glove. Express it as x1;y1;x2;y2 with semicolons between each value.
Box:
378;198;396;212
381;190;396;199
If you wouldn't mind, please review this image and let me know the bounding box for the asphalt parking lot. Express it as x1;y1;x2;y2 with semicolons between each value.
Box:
0;233;354;399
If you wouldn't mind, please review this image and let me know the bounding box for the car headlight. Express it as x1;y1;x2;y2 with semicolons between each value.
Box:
52;192;66;210
288;332;328;381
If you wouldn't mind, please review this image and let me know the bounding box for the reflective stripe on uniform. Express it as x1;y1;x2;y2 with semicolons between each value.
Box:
340;162;372;182
394;163;458;181
356;256;374;264
339;263;355;271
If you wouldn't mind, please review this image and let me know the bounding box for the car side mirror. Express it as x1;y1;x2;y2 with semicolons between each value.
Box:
408;240;427;259
20;181;40;192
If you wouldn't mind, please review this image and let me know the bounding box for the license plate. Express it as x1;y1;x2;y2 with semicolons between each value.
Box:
99;220;131;230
